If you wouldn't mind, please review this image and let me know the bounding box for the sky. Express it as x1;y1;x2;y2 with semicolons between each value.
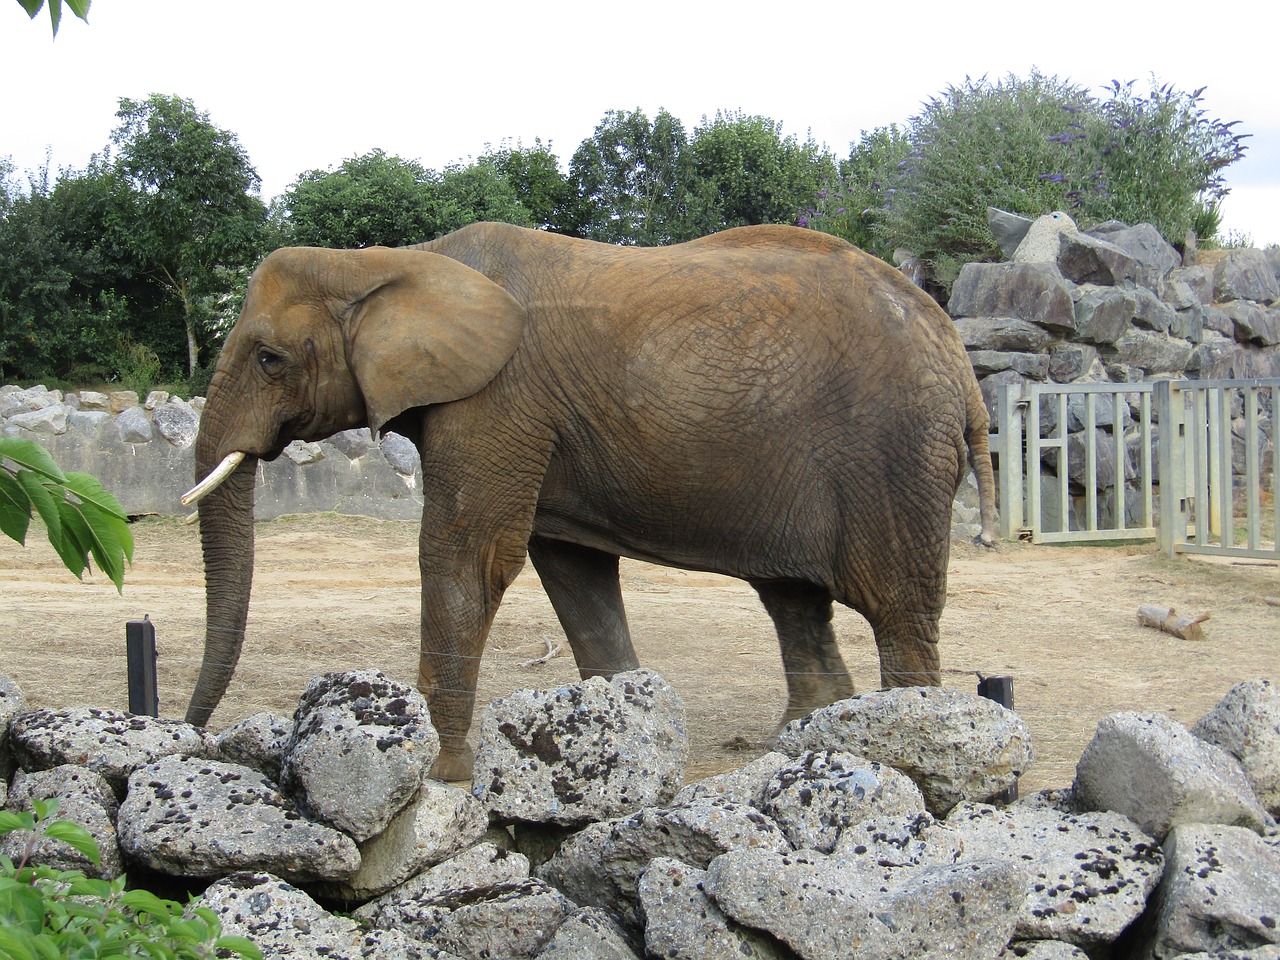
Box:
3;1;1278;247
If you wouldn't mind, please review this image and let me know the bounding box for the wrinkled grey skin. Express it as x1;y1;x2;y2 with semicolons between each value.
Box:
187;222;996;780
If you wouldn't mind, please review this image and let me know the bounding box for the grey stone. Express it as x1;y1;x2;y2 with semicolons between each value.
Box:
9;707;215;797
328;427;376;460
1193;680;1280;817
967;350;1050;379
1133;286;1178;333
1055;230;1139;286
759;749;925;853
118;755;361;882
639;857;791;959
280;670;439;842
354;842;531;921
76;390;110;411
1225;300;1280;345
537;796;792;930
1104;223;1183;287
67;410;113;438
1074;712;1270;841
475;668;686;826
1137;823;1280;960
1170;264;1216;305
1112;328;1195;374
952;316;1054;352
946;798;1163;950
320;779;490;901
777;687;1034;816
0;674;27;780
828;810;966;884
8;403;70;435
706;848;1028;960
201;872;438;960
1214;248;1280;303
1;765;123;879
1175;949;1280;960
143;390;169;410
538;906;642;960
1014;211;1078;264
0;386;57;418
115;405;154;443
1048;342;1101;383
152;398;199;448
1074;286;1136;344
283;439;325;464
108;390;138;414
979;369;1029;422
1067;427;1136;489
1005;942;1091;959
989;207;1035;258
949;262;1076;332
214;711;292;781
672;750;790;808
380;431;420;477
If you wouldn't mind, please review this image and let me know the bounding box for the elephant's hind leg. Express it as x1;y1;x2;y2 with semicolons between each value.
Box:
528;537;640;678
752;580;855;727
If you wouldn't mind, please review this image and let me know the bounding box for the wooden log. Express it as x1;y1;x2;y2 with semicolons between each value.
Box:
1137;604;1210;641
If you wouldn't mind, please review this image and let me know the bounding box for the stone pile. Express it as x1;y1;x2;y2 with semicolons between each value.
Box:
955;211;1280;530
2;669;1278;960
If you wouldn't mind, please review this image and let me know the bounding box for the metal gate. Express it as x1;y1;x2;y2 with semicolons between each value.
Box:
995;378;1278;559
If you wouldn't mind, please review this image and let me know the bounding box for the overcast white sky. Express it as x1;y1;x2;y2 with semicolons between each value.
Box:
4;1;1277;246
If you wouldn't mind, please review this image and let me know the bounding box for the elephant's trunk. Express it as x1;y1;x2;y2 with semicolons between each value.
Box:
185;421;259;728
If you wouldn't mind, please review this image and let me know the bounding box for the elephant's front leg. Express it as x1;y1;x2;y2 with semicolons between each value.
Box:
753;580;855;726
527;537;640;678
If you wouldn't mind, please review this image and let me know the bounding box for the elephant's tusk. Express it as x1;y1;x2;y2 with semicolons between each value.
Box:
181;451;247;506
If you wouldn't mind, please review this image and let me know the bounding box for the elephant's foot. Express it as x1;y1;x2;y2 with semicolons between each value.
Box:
779;671;855;728
430;742;475;782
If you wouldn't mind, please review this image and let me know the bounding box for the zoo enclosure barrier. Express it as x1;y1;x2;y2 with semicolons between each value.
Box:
994;378;1280;561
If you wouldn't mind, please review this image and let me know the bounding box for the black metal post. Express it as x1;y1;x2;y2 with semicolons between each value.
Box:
977;674;1017;802
126;616;159;717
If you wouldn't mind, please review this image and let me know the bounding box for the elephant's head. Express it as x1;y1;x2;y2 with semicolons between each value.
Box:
182;246;525;728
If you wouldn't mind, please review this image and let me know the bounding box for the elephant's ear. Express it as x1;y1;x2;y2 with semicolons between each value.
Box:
339;247;526;436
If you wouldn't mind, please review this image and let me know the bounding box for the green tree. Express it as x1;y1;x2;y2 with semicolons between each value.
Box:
433;161;533;235
281;149;441;248
691;110;837;229
566;108;710;246
798;125;910;256
15;0;89;36
476;140;572;232
107;94;270;375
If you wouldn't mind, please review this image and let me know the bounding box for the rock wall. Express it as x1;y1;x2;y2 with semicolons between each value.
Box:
2;669;1277;959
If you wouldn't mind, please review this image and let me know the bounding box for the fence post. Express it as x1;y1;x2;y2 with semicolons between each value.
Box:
997;384;1024;540
1155;380;1184;558
126;616;159;717
977;675;1018;802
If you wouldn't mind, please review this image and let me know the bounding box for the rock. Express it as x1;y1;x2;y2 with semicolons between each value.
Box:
1102;223;1183;288
1133;286;1178;334
328;427;376;460
1013;211;1078;263
115;405;154;443
9;707;215;797
759;749;925;853
1213;248;1280;303
706;848;1028;960
1;765;123;879
672;750;790;808
1112;328;1195;374
214;711;292;781
1047;342;1101;383
952;316;1054;352
949;261;1076;332
1005;941;1091;959
1192;680;1280;817
989;207;1035;259
1068;427;1135;489
777;687;1034;816
280;670;439;842
380;432;420;477
0;674;27;780
320;778;489;900
68;409;113;438
828;810;965;883
1074;286;1136;344
118;755;360;882
638;857;792;959
1055;230;1139;286
1136;823;1280;959
945;798;1164;950
76;390;110;411
7;403;69;435
354;841;531;920
537;796;792;930
1074;712;1270;841
538;906;643;960
475;668;686;826
143;390;169;410
152;397;199;447
201;872;436;959
108;390;138;414
967;350;1050;379
1224;300;1280;346
284;439;325;464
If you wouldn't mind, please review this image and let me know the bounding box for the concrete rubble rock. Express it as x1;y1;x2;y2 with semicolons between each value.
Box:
0;673;26;783
776;686;1034;815
1005;941;1091;959
945;796;1164;949
1075;711;1271;840
213;711;292;781
118;754;361;882
353;841;531;919
1;764;122;879
280;669;439;841
536;906;642;960
1135;823;1280;959
8;706;215;796
672;750;790;808
1193;679;1280;816
475;668;686;826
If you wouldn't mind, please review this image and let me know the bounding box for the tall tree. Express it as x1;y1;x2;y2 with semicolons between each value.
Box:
476;140;572;232
691;111;837;228
108;94;269;374
567;108;711;246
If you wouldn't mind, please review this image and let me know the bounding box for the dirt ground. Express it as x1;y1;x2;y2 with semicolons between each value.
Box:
2;513;1277;794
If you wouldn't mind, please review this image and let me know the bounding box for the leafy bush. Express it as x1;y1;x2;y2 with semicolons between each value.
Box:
0;798;261;959
115;338;164;399
798;125;910;256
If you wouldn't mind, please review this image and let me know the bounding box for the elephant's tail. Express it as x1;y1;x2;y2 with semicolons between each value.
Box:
964;381;998;547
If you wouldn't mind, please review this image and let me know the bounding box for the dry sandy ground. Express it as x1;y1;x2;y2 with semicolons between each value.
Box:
2;513;1277;793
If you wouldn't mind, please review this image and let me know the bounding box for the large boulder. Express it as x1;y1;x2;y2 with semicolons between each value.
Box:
949;262;1076;332
1213;248;1280;303
1192;680;1280;817
1;765;123;879
777;687;1034;815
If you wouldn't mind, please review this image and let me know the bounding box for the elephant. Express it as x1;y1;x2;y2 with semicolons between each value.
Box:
182;221;997;780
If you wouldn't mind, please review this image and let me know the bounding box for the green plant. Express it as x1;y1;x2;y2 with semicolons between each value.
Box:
0;437;133;590
115;338;162;398
0;799;262;959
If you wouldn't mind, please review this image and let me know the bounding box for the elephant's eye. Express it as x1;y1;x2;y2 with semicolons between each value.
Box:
257;348;284;372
